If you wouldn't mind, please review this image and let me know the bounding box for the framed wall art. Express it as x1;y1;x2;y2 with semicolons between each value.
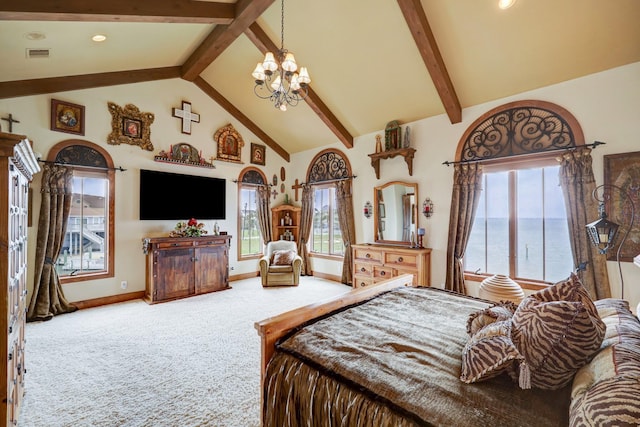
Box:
107;102;155;151
51;99;85;136
251;143;266;166
604;150;640;261
214;123;244;163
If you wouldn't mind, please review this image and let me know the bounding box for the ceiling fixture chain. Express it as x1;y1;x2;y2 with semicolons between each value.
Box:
251;0;311;111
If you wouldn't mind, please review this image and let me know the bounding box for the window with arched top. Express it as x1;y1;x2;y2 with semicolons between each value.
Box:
460;100;585;286
237;167;268;260
48;140;115;283
306;149;353;257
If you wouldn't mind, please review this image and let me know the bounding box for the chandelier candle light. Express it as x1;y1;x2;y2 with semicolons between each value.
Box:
251;0;311;111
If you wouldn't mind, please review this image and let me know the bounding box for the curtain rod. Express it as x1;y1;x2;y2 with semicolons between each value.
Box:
299;175;357;186
38;159;127;172
231;180;273;187
442;141;606;167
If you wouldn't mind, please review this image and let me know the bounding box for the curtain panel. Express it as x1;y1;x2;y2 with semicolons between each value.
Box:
298;185;314;275
28;164;77;321
256;185;272;244
335;180;356;285
445;162;483;294
558;147;611;299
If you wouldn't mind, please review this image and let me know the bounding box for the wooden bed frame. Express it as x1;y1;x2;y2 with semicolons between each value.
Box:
254;274;414;387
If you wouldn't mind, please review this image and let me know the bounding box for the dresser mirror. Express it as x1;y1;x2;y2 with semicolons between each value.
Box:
374;181;418;246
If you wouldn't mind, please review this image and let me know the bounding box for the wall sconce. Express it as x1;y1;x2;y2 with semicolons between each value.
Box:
422;198;434;218
586;184;635;299
363;201;373;218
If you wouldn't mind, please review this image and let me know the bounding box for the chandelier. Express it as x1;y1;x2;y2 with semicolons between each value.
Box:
251;0;311;111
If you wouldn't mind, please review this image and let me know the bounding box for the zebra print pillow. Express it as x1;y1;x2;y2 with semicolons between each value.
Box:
511;274;606;390
570;298;640;426
460;320;523;384
466;301;518;336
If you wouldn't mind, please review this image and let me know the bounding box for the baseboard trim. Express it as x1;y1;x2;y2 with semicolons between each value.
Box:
230;271;260;282
73;291;146;310
311;271;342;283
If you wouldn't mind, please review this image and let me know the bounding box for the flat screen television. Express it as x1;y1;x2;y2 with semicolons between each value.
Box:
139;169;226;220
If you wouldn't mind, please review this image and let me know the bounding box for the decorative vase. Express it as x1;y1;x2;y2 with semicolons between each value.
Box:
479;274;525;303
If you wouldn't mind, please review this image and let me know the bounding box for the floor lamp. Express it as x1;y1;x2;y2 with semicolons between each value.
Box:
586;184;635;300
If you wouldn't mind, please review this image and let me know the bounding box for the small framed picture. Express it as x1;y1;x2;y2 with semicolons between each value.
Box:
51;99;85;136
123;118;142;138
251;143;266;166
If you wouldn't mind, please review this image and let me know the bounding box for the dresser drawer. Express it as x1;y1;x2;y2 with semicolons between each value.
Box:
373;266;394;281
156;240;194;249
353;248;382;263
353;277;373;288
394;268;418;285
354;262;374;277
384;252;418;268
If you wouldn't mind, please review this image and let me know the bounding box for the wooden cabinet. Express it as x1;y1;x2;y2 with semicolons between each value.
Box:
142;235;232;304
272;204;301;242
0;132;40;427
352;243;431;288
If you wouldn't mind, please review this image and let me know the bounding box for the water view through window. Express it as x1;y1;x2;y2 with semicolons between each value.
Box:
465;166;574;283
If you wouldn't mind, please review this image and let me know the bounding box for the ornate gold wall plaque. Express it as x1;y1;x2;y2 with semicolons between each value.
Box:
107;102;155;151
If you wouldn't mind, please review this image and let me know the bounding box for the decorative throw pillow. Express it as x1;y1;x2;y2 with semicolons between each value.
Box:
272;250;296;266
466;301;518;336
511;273;606;390
460;320;524;384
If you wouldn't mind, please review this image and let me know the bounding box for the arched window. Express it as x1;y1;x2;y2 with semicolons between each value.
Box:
48;140;115;283
460;100;585;286
306;149;353;257
237;167;268;260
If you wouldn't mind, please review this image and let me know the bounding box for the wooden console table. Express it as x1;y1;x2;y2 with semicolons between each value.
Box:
368;147;416;179
142;235;231;304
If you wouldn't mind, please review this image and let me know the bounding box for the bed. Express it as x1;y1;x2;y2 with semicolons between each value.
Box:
255;274;640;426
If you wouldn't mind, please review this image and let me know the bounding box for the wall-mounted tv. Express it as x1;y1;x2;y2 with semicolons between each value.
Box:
139;169;226;220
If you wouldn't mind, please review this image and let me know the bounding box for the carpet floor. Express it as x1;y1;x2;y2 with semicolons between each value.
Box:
20;276;350;427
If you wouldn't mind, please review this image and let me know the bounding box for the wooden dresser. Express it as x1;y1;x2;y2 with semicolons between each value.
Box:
352;243;431;288
142;235;232;304
0;132;40;426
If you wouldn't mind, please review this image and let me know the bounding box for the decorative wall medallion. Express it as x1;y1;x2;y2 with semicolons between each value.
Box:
107;102;154;151
214;123;244;163
272;174;278;186
280;183;285;193
280;167;286;181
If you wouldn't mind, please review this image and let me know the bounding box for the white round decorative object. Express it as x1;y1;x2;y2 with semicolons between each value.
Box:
479;274;525;304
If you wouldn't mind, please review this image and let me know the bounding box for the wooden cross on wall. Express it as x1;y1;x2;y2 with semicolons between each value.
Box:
291;179;303;201
1;113;20;133
172;101;200;135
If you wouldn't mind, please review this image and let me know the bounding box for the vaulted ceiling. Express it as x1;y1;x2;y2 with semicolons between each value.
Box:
1;0;639;161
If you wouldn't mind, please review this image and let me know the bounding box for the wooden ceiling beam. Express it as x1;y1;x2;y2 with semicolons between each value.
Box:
244;23;354;149
0;0;235;24
193;77;290;162
181;0;275;81
0;67;182;99
396;0;462;124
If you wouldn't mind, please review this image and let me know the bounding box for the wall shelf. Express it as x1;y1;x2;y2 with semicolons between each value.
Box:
368;147;416;179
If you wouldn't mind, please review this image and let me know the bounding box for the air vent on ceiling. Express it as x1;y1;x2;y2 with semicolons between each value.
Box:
26;48;50;59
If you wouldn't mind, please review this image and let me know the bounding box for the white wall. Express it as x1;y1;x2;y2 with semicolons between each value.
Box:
1;62;639;313
292;62;640;311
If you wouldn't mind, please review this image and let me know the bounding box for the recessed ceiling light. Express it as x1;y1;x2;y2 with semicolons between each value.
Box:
24;32;46;41
92;34;107;42
498;0;517;9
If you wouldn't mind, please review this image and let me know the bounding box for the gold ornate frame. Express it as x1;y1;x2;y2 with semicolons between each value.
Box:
107;102;155;151
214;123;244;163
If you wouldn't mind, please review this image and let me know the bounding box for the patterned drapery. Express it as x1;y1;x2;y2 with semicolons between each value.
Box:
28;164;77;321
335;180;356;285
256;185;272;244
558;147;610;299
445;162;483;294
298;184;314;275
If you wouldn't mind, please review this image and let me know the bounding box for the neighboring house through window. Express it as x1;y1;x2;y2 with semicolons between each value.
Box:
50;140;115;283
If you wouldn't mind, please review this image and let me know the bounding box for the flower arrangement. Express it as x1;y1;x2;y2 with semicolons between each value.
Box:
170;218;208;237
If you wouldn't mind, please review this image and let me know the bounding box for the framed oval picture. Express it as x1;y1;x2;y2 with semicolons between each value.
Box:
272;174;277;186
280;167;286;182
280;183;285;193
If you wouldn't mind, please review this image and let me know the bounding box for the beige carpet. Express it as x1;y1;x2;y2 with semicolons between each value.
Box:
20;276;350;427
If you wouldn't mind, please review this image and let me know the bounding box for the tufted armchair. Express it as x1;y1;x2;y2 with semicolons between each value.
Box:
259;241;302;287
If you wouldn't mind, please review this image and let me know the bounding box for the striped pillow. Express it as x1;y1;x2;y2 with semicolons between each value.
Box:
460;320;523;384
511;274;605;390
466;301;518;336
